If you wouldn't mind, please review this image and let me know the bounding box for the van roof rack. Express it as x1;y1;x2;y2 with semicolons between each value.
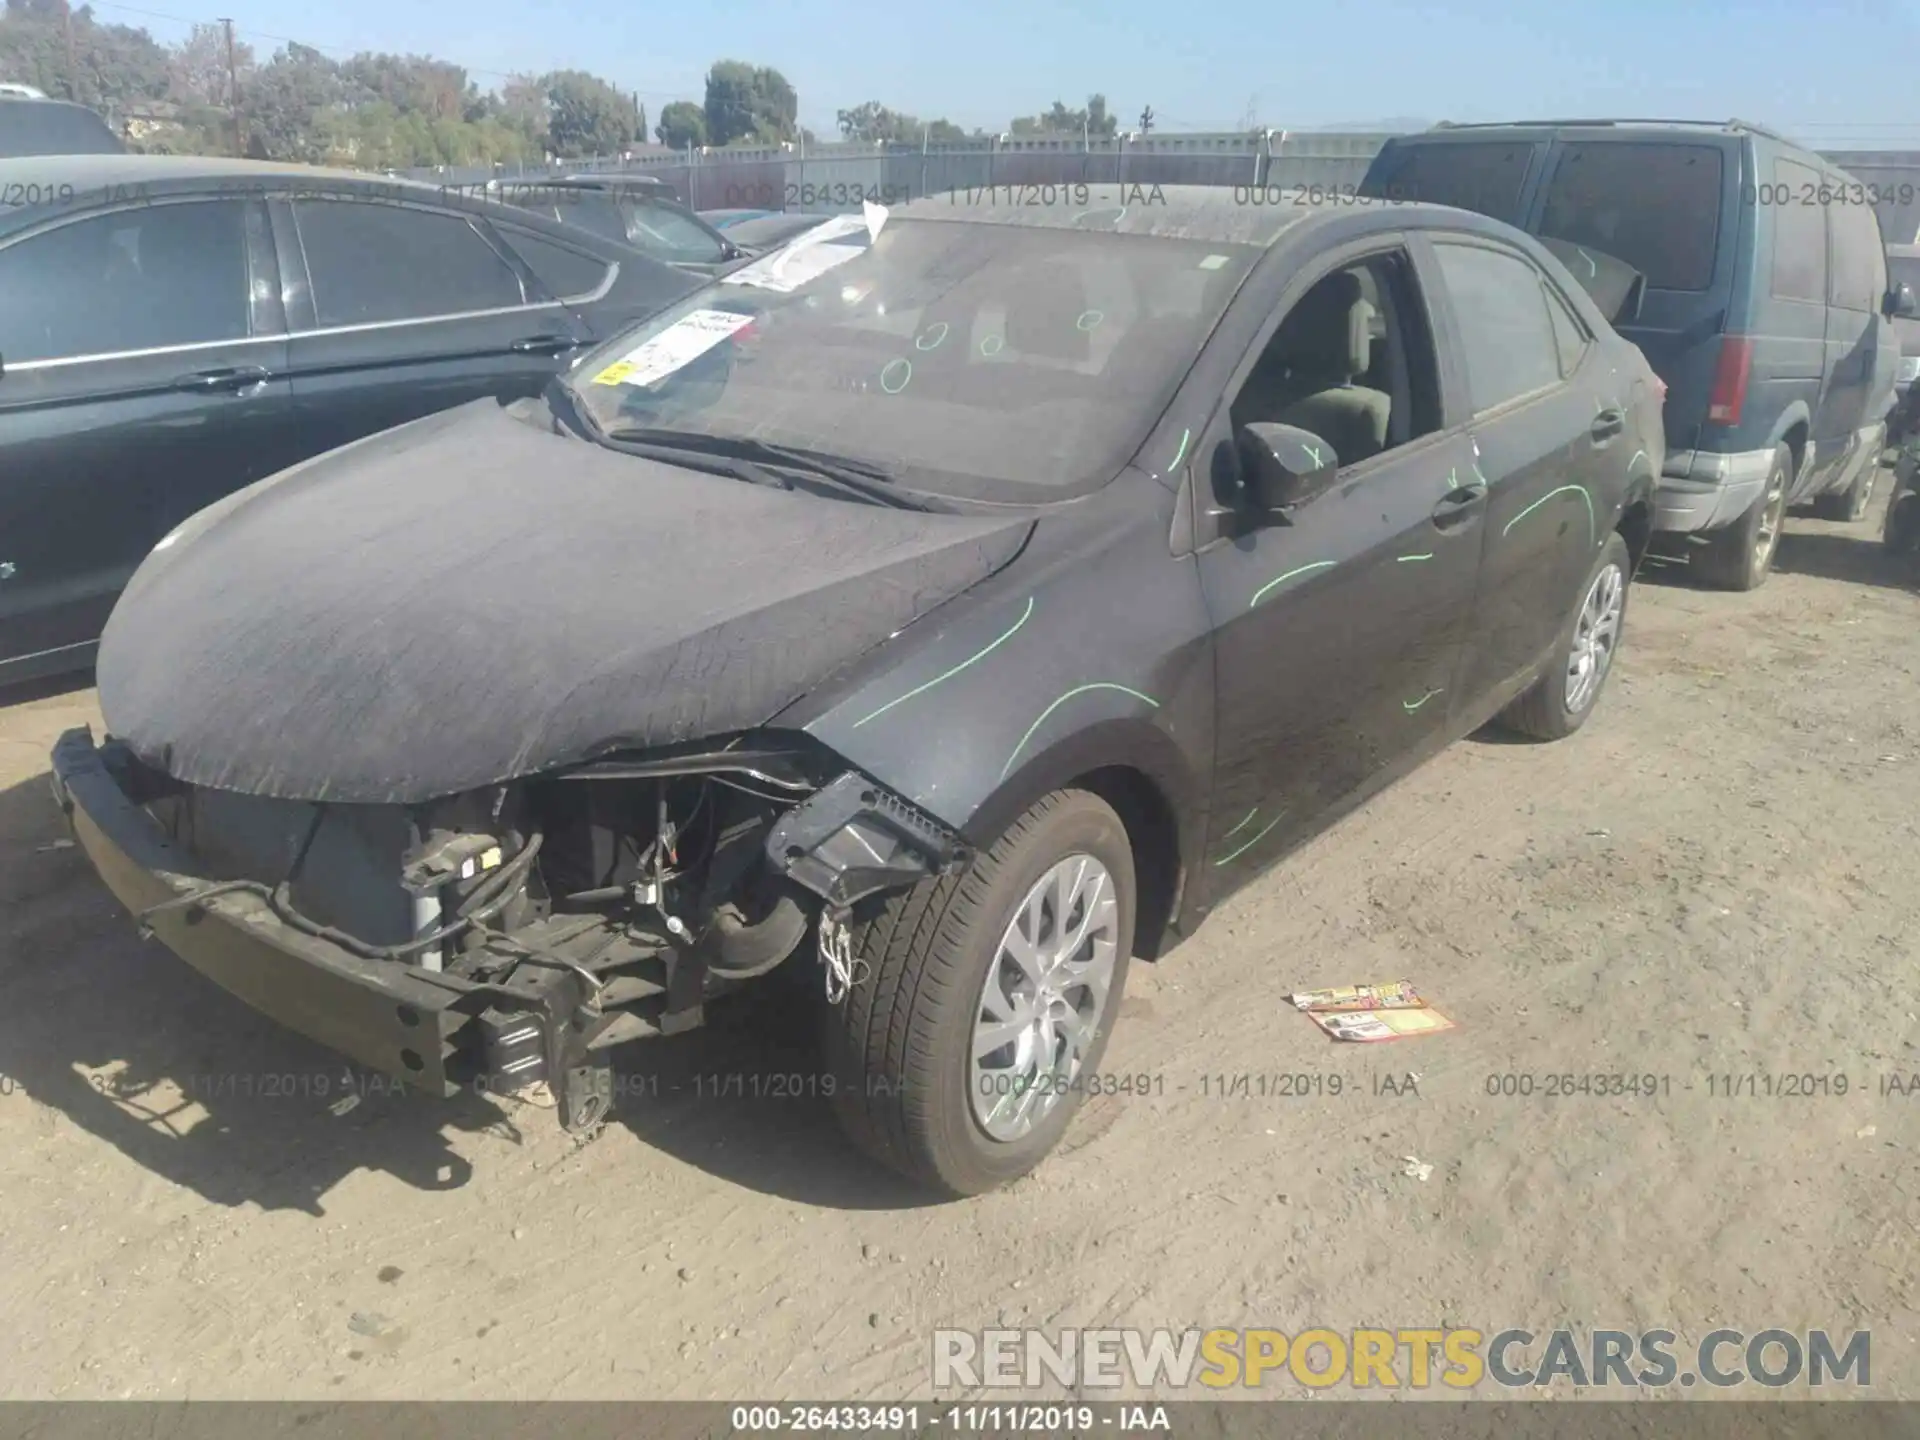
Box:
1430;117;1797;146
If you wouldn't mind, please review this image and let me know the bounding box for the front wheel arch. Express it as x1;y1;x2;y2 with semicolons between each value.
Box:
958;716;1200;958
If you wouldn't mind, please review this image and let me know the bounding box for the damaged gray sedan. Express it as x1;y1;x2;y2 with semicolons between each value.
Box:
53;186;1657;1195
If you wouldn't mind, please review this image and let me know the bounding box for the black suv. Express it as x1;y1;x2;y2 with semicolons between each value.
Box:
1362;119;1908;589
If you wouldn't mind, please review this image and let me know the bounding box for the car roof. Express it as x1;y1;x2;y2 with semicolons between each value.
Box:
0;152;420;191
895;183;1345;248
892;182;1481;249
549;174;673;192
0;153;687;260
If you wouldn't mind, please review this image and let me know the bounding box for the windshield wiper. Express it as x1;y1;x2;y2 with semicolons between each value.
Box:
604;427;932;511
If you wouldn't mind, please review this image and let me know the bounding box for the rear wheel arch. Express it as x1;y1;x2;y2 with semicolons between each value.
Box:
1777;417;1810;483
1616;496;1655;575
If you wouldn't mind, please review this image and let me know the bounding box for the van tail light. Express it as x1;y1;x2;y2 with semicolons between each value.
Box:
1707;336;1753;426
1651;371;1668;405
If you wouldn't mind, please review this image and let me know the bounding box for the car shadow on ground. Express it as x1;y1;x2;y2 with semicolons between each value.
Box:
598;987;940;1211
1770;527;1920;592
1633;523;1920;595
0;769;933;1213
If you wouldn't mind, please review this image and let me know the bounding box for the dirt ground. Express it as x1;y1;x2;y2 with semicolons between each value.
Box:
0;491;1916;1404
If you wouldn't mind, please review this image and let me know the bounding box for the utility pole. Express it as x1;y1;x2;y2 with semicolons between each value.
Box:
1138;104;1154;135
219;18;242;157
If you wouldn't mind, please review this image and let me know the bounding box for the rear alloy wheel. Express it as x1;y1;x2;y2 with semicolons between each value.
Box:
1813;454;1876;522
823;789;1135;1197
1497;530;1632;742
1694;443;1791;590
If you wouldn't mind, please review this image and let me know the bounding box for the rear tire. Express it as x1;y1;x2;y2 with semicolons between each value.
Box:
1497;531;1632;742
823;790;1135;1197
1693;443;1791;590
1885;451;1920;555
1812;454;1875;522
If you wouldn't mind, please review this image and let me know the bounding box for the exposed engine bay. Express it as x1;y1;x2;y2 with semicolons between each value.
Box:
100;732;967;1133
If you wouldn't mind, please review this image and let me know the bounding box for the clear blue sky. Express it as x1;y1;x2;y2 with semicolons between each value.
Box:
93;0;1920;147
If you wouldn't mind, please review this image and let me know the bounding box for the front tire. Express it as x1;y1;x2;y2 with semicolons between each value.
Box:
824;789;1135;1197
1694;443;1791;590
1496;530;1632;742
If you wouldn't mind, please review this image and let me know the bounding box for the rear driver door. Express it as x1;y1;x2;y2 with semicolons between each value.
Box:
278;196;594;454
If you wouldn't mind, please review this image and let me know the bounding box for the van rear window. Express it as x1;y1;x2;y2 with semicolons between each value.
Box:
0;100;122;157
1539;142;1722;293
1360;141;1533;224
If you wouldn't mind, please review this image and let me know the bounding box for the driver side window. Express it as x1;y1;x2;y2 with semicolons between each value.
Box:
1226;248;1443;473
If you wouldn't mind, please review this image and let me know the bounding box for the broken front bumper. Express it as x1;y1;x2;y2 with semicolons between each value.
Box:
49;726;636;1126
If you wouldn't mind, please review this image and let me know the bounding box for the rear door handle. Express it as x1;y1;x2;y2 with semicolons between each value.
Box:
510;334;580;356
1431;482;1487;529
1591;409;1625;442
172;366;272;394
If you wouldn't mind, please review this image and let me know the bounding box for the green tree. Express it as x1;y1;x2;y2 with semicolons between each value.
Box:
542;68;635;156
703;58;795;146
655;98;706;149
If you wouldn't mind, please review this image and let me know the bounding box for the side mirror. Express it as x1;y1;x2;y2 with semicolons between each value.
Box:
1886;282;1916;319
1235;422;1339;516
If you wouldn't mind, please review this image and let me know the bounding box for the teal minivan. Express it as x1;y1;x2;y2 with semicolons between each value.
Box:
1361;119;1911;589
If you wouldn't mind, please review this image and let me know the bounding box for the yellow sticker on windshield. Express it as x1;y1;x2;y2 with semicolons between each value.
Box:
587;308;754;388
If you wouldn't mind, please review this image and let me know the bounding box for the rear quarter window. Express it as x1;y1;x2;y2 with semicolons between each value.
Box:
1539;142;1723;292
1770;158;1827;304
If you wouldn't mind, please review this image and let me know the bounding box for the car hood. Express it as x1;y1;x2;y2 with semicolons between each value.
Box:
97;400;1033;804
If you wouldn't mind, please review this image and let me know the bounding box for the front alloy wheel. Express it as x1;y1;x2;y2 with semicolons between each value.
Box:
969;854;1121;1142
824;789;1135;1196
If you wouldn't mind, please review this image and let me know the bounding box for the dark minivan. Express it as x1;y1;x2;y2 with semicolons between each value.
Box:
1361;119;1909;589
0;95;123;157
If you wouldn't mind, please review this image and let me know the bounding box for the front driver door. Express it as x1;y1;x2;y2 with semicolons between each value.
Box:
0;196;289;678
1197;238;1486;889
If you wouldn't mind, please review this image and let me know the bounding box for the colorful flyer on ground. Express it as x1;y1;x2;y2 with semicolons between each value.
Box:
1307;1007;1456;1043
1288;981;1426;1013
589;308;754;388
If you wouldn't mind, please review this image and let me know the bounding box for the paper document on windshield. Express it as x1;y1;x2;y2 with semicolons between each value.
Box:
588;308;753;388
721;203;888;294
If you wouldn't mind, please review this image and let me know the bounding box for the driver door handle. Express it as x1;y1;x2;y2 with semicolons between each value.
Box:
510;333;580;356
171;365;272;394
1431;480;1487;530
1591;409;1625;443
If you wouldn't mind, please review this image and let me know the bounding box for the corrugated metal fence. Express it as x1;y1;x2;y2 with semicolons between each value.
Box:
400;131;1395;212
400;134;1920;245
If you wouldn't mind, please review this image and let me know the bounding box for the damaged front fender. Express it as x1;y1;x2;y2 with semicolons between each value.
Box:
763;770;968;910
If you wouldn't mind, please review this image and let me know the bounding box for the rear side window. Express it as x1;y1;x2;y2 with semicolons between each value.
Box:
294;200;526;327
0;200;250;362
1539;142;1723;292
502;229;612;301
1770;159;1827;304
1361;141;1534;224
622;199;728;264
1827;196;1885;312
1544;284;1590;378
1432;241;1564;412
